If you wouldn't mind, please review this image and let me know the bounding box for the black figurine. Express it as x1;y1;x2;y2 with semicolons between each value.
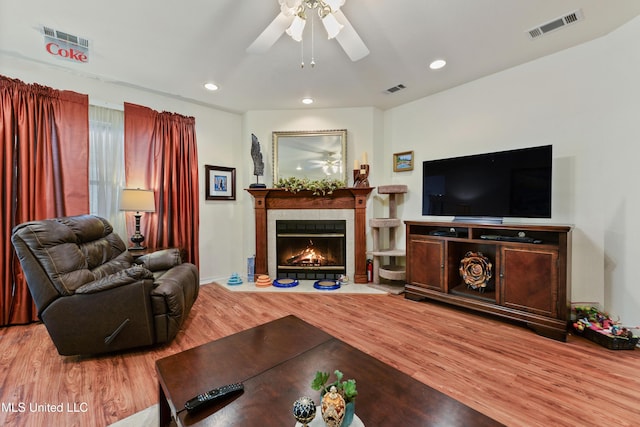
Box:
250;133;266;188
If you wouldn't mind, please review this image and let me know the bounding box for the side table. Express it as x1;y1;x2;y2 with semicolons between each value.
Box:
128;247;156;260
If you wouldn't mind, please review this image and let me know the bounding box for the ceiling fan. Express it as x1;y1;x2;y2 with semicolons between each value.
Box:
247;0;370;62
308;152;343;175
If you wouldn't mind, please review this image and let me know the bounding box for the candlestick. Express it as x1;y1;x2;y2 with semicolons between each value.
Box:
353;164;370;188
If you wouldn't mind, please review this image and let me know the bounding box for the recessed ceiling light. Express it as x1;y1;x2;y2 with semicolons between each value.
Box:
301;97;314;105
429;59;447;70
204;82;219;91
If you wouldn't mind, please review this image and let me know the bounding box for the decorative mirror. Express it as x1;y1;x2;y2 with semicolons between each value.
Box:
272;129;347;183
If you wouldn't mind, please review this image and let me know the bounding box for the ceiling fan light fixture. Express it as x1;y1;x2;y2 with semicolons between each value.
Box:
286;14;306;42
280;0;303;16
257;0;368;64
321;12;344;39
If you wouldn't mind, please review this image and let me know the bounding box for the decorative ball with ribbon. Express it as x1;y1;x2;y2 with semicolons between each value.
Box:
459;251;493;291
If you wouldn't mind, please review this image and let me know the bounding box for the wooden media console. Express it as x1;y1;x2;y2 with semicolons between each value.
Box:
404;221;572;341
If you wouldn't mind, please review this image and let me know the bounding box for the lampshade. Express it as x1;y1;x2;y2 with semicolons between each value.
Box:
321;12;343;39
286;15;306;42
120;189;155;212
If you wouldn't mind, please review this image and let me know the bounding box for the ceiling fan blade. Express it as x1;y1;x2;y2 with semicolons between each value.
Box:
247;13;293;54
333;10;370;62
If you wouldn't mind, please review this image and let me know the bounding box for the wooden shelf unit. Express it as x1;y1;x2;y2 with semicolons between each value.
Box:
404;221;572;341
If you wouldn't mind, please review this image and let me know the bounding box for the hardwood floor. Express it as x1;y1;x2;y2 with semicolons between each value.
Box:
1;283;639;427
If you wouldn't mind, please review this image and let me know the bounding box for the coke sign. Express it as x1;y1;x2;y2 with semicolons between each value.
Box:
44;36;89;64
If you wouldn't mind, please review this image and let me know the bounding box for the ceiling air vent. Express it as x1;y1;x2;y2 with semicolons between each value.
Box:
43;26;89;47
527;9;584;39
386;84;406;94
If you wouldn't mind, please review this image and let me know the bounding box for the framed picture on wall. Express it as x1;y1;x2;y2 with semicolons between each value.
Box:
393;151;414;172
205;165;236;200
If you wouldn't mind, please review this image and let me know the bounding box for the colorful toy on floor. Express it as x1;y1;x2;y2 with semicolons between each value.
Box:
255;274;273;287
572;305;638;350
227;272;243;285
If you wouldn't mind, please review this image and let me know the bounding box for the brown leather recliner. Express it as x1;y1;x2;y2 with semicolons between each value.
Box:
11;214;199;356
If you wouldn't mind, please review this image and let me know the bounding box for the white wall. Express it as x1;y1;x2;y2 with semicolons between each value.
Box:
384;16;640;327
0;56;244;284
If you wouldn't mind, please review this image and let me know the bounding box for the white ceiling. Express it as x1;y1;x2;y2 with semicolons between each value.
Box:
1;0;640;113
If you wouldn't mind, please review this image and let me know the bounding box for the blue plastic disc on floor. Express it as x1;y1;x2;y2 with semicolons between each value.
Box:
273;278;299;288
313;280;341;290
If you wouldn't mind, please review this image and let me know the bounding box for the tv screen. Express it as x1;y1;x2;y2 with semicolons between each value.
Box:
422;145;552;220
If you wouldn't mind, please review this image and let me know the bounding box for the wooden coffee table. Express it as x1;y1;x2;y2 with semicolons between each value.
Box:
156;315;502;426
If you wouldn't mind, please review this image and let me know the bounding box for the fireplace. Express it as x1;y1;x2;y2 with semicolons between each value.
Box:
276;220;346;280
246;188;373;283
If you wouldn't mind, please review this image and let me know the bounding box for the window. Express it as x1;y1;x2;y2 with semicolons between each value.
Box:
88;105;126;238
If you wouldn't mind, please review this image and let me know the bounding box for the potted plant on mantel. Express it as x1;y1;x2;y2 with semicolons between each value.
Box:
311;370;357;427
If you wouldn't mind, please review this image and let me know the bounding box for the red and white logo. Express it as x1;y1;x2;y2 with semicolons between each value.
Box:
43;36;89;64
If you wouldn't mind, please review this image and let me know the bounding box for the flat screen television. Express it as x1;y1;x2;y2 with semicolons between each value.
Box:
422;145;552;221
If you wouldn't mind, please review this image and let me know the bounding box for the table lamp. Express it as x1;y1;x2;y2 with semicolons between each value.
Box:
120;188;155;250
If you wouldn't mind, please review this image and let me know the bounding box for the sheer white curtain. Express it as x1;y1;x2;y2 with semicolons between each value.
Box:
89;105;127;239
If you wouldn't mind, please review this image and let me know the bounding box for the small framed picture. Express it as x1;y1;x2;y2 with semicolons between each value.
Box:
393;151;414;172
205;165;236;200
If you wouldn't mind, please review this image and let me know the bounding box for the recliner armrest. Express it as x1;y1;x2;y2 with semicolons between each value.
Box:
134;248;183;271
75;266;154;294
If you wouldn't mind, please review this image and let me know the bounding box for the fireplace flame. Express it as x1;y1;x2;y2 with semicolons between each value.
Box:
286;240;328;266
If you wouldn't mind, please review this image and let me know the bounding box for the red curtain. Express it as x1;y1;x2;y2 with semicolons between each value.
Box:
0;76;89;326
124;103;199;266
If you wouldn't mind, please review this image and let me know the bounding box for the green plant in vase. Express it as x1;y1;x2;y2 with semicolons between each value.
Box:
311;370;357;427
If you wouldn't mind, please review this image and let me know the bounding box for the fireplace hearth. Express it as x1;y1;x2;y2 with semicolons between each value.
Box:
276;220;346;280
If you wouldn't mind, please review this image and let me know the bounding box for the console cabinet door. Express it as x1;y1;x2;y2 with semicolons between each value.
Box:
501;247;558;317
407;237;444;291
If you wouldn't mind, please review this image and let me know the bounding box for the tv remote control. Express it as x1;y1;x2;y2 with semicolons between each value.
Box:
184;382;244;413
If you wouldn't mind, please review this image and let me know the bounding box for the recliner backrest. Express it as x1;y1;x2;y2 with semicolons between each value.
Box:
11;215;132;304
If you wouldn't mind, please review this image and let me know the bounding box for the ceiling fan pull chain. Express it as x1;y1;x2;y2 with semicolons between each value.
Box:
311;10;316;67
